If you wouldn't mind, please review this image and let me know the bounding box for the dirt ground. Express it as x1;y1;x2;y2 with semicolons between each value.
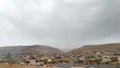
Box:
0;63;61;68
0;63;36;68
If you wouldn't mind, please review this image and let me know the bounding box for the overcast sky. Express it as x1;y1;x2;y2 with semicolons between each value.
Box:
0;0;120;49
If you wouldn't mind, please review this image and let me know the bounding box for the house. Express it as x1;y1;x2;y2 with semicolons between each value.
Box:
47;59;52;62
117;56;120;61
28;59;36;65
79;57;85;61
95;52;102;58
95;52;102;55
0;59;4;63
70;67;86;68
102;55;111;59
24;55;30;59
19;61;25;65
24;59;44;66
101;54;111;62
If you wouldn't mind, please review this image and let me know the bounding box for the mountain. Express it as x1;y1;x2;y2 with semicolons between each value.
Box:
1;43;120;59
61;48;73;52
67;43;120;56
0;45;64;58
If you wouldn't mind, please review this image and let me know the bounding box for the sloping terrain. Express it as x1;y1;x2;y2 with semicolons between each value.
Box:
0;45;64;58
67;43;120;56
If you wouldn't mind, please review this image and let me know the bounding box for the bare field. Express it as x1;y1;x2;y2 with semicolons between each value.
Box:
0;63;60;68
0;63;36;68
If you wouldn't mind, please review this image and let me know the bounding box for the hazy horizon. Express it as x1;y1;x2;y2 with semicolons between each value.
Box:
0;0;120;49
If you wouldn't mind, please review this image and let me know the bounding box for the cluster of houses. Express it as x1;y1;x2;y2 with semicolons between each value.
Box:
14;49;120;66
0;49;120;66
69;49;120;65
13;53;70;66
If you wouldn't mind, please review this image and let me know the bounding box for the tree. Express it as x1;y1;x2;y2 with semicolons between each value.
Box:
94;59;102;64
4;53;15;64
111;57;118;62
5;53;12;61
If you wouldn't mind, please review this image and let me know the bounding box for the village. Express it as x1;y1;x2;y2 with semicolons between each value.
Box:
0;48;120;68
69;48;120;65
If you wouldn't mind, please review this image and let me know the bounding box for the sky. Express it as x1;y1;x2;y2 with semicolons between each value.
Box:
0;0;120;49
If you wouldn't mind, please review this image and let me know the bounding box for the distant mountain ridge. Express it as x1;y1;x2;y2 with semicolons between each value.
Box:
67;43;120;55
0;43;120;58
61;48;73;52
0;45;64;58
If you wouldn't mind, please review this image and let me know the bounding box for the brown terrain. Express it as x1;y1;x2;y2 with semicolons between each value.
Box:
0;45;64;58
0;43;120;67
67;43;120;55
0;64;60;68
0;63;36;68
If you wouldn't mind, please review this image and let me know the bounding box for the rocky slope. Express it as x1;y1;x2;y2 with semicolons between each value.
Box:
0;45;64;58
67;43;120;56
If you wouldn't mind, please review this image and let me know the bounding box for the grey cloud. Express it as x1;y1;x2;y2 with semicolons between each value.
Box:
83;0;120;40
0;0;120;48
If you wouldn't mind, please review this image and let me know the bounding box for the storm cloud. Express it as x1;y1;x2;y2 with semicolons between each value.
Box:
0;0;120;48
